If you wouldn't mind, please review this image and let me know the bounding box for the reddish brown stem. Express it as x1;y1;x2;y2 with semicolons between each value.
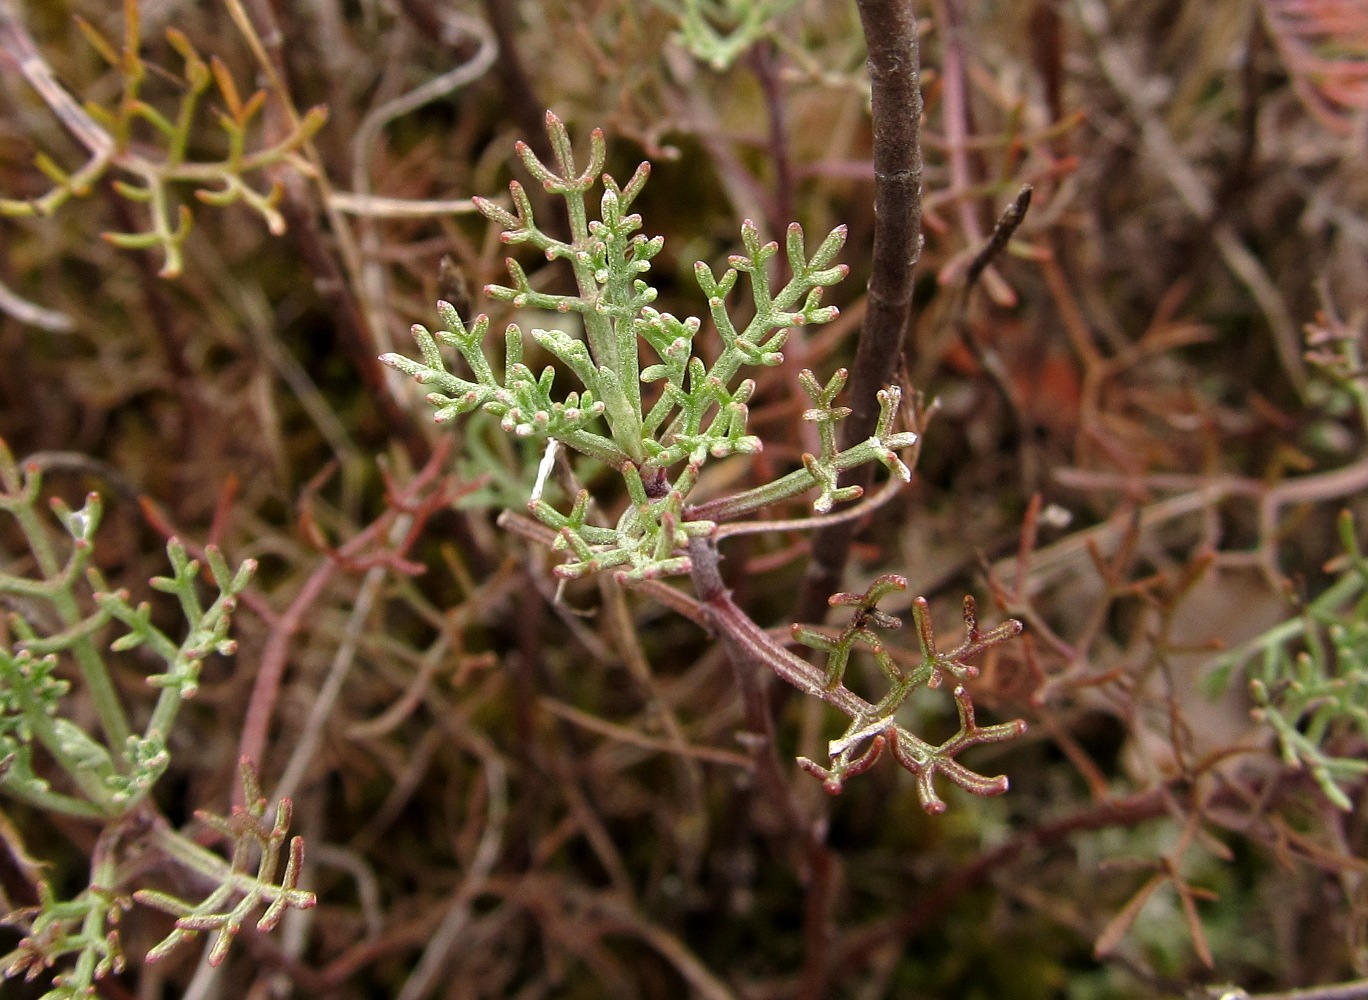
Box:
689;535;838;999
796;0;923;623
748;38;795;235
233;442;452;803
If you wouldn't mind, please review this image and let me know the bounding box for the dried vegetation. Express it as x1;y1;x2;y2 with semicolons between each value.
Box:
2;0;1368;997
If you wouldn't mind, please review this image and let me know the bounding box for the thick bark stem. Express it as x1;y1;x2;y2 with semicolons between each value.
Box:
795;0;923;624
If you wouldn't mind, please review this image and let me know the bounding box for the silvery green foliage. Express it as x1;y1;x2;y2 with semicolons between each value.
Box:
384;113;917;582
1208;511;1368;811
0;444;253;819
0;441;312;999
653;0;801;70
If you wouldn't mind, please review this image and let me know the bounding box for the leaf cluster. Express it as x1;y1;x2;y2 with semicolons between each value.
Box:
0;438;253;818
137;759;315;968
383;112;917;582
652;0;801;70
0;438;310;997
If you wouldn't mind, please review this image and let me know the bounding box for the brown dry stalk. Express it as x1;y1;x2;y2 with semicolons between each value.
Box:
796;0;924;624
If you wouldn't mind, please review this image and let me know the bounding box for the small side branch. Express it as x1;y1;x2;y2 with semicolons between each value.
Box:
0;0;114;212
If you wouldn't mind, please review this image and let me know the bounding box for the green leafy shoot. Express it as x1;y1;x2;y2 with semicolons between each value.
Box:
0;435;290;999
383;112;917;582
1206;510;1368;810
137;759;316;967
0;879;129;1000
0;437;255;817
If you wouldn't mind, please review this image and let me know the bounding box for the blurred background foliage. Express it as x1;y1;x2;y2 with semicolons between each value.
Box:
2;0;1368;997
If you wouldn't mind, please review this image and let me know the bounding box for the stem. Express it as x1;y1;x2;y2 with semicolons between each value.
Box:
688;538;873;717
12;500;132;763
748;38;794;235
687;537;807;810
689;535;843;1000
796;0;923;621
150;816;236;883
685;436;906;524
0;772;109;819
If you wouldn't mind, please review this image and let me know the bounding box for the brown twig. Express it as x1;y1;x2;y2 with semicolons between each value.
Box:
1046;451;1368;585
795;0;924;624
963;185;1032;293
953;185;1038;490
687;533;838;1000
748;38;795;235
